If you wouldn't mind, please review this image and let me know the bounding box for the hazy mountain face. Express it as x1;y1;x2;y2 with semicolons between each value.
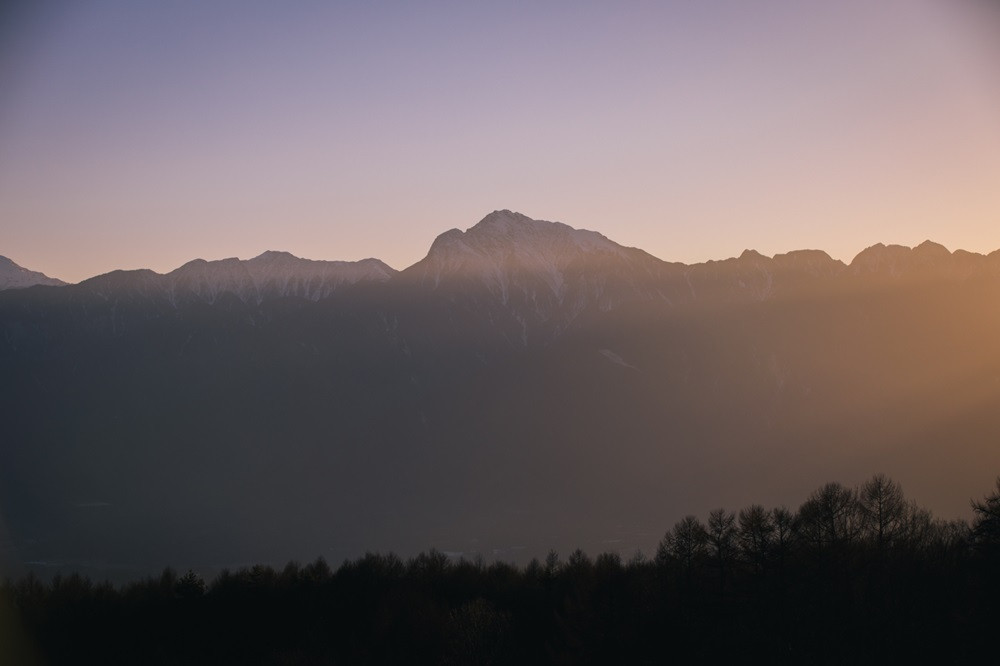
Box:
165;252;396;304
2;211;1000;578
0;255;66;290
71;251;397;305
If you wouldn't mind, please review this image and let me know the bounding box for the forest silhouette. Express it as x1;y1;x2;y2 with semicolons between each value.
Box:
2;474;999;665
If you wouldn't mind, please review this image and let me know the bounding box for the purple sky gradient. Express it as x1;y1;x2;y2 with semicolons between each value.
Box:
1;0;998;282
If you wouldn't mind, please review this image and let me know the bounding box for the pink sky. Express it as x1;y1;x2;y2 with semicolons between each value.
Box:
1;0;998;283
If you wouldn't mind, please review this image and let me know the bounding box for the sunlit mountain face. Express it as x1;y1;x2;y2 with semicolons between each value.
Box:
0;255;66;290
2;210;1000;578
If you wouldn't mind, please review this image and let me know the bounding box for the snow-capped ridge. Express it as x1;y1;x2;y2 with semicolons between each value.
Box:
398;210;675;342
164;251;395;303
0;255;67;290
465;210;626;256
250;250;297;262
70;252;395;304
408;210;650;297
11;210;998;315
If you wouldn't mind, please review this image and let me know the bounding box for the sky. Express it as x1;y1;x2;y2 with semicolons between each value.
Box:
1;0;999;283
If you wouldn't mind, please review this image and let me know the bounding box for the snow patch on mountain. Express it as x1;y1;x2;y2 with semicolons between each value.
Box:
0;255;66;290
599;349;638;370
411;210;646;302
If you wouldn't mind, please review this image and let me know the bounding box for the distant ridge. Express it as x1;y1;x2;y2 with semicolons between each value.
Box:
164;251;396;304
0;255;66;290
8;211;1000;298
69;252;396;304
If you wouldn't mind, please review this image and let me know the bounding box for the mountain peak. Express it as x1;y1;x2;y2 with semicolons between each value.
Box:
418;211;629;270
470;209;536;234
478;208;526;223
913;240;950;257
0;255;67;290
250;250;298;263
464;210;623;253
850;243;908;270
771;249;844;277
849;240;967;278
403;211;668;323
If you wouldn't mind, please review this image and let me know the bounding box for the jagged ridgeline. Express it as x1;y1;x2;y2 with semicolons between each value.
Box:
2;210;1000;575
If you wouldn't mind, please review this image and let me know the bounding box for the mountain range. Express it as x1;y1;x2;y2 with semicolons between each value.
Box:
3;210;1000;578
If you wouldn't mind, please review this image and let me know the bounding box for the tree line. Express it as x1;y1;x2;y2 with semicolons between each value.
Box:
2;474;999;665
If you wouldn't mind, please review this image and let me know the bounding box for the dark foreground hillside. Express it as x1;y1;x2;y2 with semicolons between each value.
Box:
3;475;998;665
